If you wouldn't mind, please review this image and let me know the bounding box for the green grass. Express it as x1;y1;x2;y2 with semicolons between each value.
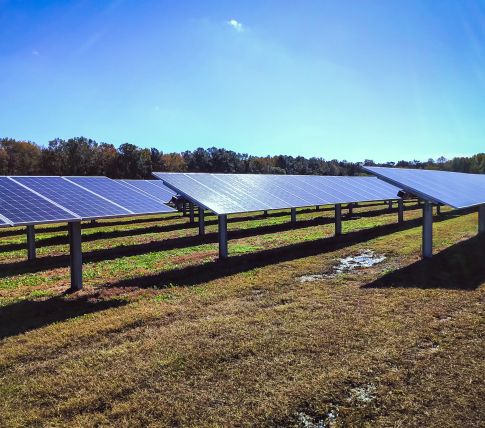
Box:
0;202;483;427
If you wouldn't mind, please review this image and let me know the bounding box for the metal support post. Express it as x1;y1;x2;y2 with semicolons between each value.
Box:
182;202;187;216
263;210;268;217
479;204;485;234
316;205;320;211
436;204;441;215
189;202;195;224
422;201;433;259
398;199;404;224
348;203;353;216
291;207;297;223
388;200;393;211
68;221;83;291
198;207;205;236
335;204;342;236
218;215;228;259
26;225;36;261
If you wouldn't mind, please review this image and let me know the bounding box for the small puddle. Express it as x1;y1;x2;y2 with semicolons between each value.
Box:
348;384;376;404
299;250;386;283
295;408;338;428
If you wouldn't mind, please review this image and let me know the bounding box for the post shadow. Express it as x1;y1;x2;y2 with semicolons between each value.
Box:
0;295;127;340
363;235;485;290
105;216;434;290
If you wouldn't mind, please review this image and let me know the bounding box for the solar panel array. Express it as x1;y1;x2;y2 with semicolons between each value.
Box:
153;173;402;215
0;176;176;227
65;177;175;215
117;179;175;203
13;177;131;219
0;177;78;226
362;166;485;209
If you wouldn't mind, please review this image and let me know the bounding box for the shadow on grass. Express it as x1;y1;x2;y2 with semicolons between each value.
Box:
0;203;420;253
364;235;485;290
105;215;442;290
0;209;464;280
0;295;127;340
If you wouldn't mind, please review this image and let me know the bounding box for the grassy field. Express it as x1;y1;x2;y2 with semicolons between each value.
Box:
0;202;483;427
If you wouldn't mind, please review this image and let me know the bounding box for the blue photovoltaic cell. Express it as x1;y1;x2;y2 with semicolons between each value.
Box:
65;177;175;214
154;172;402;215
363;166;485;208
154;173;246;214
0;177;79;225
297;176;400;203
12;176;131;220
118;180;175;203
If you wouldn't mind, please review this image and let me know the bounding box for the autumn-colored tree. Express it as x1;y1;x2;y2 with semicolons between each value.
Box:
0;138;41;174
159;153;187;172
0;137;483;177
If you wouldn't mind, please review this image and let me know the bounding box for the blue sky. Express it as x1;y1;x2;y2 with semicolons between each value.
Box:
1;0;484;162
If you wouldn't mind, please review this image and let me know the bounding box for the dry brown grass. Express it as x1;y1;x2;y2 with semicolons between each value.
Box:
0;203;483;427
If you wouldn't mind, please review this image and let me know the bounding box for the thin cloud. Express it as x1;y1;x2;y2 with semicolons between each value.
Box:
227;19;243;32
32;50;39;56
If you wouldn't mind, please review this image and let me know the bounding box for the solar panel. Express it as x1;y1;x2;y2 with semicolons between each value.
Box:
154;173;402;215
11;176;132;220
117;180;175;203
0;215;11;227
65;176;175;214
0;177;79;226
297;176;400;203
362;166;485;208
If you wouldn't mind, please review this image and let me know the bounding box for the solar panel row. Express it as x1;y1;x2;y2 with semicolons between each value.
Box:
362;166;485;209
65;177;173;215
13;177;130;219
0;177;79;226
153;173;402;215
0;176;175;227
116;179;175;203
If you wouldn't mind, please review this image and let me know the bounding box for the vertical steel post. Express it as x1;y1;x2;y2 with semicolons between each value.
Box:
291;208;297;223
198;207;205;236
388;200;393;211
218;215;228;259
68;221;83;291
479;204;485;234
335;204;342;236
263;210;268;217
26;225;36;261
436;204;441;215
182;202;187;216
422;201;433;259
348;203;353;216
189;202;195;224
398;199;404;224
316;205;320;211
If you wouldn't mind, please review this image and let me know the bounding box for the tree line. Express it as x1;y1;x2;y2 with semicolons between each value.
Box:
1;137;484;178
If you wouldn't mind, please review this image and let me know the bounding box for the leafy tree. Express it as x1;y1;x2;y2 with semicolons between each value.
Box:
0;137;483;177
